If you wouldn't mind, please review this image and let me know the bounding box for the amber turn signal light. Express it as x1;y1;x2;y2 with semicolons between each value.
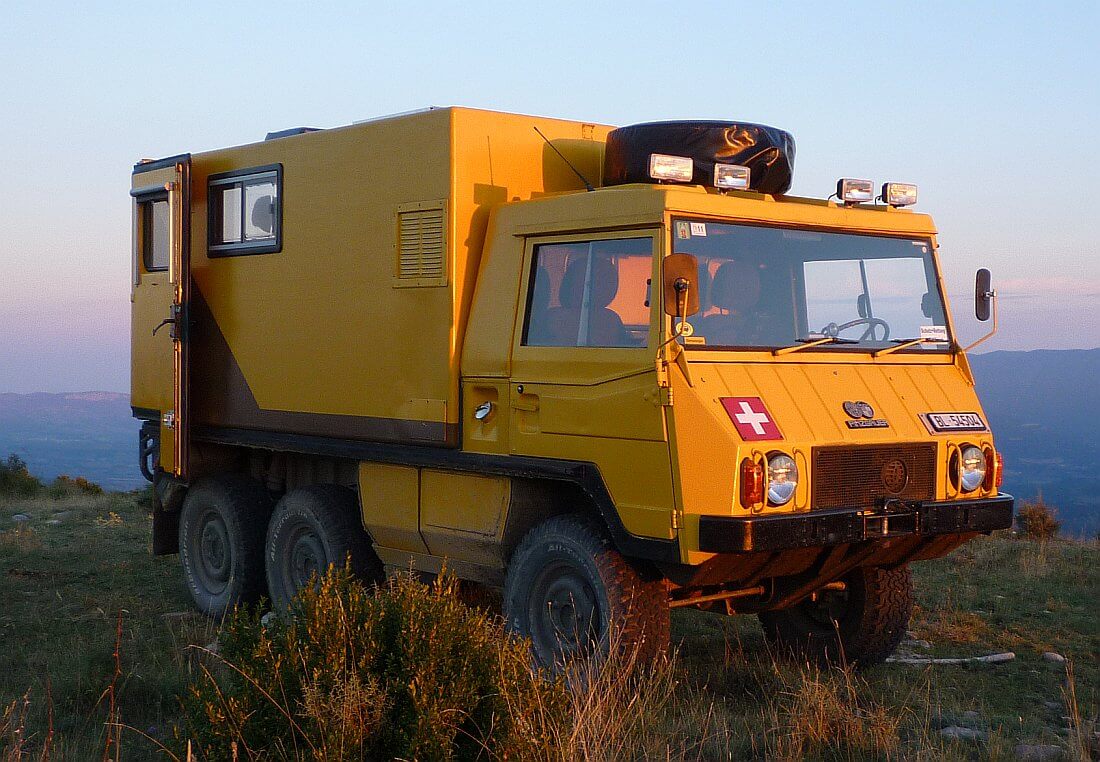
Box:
984;450;1004;491
740;458;765;507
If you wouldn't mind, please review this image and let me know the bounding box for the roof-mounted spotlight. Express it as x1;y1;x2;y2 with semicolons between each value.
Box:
882;182;918;207
714;163;751;190
648;154;694;182
836;178;874;205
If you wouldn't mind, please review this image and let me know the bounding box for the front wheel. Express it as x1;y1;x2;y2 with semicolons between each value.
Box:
758;564;913;668
265;485;382;610
503;514;669;671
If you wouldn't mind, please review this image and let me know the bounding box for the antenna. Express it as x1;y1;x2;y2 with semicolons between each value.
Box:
533;126;595;192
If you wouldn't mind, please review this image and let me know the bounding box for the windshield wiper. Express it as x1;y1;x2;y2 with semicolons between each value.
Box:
872;337;945;357
773;335;860;356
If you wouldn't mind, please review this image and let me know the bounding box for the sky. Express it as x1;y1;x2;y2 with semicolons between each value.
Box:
0;1;1097;393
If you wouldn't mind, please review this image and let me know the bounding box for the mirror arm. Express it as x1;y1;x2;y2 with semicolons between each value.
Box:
962;288;998;353
655;282;695;387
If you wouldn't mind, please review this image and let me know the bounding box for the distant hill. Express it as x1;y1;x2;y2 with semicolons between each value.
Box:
0;391;143;491
1;350;1097;534
969;348;1100;537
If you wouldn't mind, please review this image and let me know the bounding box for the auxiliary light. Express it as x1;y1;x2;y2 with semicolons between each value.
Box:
649;153;694;182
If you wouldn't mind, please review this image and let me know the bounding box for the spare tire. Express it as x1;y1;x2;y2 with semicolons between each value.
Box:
603;120;795;194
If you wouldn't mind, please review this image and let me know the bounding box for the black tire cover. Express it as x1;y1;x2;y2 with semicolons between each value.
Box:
602;120;795;194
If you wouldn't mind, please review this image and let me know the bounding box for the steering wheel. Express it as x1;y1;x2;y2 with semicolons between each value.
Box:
821;317;891;341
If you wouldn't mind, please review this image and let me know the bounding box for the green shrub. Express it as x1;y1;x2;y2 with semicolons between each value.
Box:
182;568;568;761
47;474;104;498
0;454;42;497
1016;496;1060;540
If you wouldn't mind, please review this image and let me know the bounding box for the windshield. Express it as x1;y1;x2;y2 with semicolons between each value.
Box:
671;219;950;351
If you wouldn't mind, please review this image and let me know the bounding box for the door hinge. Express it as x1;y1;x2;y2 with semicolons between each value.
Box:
671;510;682;530
162;410;176;428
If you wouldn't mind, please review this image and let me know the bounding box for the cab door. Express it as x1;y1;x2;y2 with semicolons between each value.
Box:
509;231;677;540
131;156;191;478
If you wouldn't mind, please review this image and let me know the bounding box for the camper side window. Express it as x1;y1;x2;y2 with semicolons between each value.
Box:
208;165;282;256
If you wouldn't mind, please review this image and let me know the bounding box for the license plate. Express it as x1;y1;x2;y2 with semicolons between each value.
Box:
921;412;987;433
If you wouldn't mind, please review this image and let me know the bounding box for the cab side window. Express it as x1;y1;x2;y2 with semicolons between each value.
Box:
523;237;651;348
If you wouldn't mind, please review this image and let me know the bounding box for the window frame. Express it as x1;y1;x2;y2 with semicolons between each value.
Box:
517;230;660;354
134;191;170;273
207;164;283;257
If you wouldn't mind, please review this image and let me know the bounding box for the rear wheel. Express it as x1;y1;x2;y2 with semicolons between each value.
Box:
503;514;669;671
265;485;383;610
179;475;273;617
758;564;913;667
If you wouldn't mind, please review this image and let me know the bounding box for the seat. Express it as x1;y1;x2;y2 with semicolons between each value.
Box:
545;257;632;346
697;260;763;346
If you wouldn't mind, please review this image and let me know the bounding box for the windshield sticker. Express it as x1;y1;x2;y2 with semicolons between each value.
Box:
921;412;987;433
920;325;949;341
675;221;691;239
689;222;707;237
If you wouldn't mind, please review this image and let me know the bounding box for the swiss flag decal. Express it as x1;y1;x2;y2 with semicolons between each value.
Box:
721;397;784;441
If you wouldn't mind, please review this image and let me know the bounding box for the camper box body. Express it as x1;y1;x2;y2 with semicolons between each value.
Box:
132;108;612;453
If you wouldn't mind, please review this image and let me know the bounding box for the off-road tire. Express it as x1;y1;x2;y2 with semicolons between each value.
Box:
179;475;273;617
265;485;383;610
503;513;669;670
759;564;913;668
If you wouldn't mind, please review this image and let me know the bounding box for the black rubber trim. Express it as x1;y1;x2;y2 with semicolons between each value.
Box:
191;424;681;564
698;495;1014;554
133;153;191;174
132;406;159;421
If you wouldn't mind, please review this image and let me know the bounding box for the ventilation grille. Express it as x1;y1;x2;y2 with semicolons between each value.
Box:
395;202;446;287
812;443;936;510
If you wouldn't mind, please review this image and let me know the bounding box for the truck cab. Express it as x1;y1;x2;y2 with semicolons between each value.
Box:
131;109;1012;669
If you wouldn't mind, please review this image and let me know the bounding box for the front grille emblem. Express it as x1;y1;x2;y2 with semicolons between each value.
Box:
843;400;875;419
881;459;909;493
843;400;889;429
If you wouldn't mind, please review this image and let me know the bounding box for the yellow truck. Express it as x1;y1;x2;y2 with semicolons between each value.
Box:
130;107;1012;667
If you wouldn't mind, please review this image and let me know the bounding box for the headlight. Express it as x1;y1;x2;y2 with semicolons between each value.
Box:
959;445;986;492
767;453;798;505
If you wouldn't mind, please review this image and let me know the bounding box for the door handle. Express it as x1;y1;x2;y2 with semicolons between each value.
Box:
511;395;539;412
153;304;181;338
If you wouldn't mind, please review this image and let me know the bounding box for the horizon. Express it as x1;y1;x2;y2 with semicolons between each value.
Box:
1;2;1097;393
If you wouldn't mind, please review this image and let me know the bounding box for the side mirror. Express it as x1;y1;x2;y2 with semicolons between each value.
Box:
975;268;993;322
663;253;700;317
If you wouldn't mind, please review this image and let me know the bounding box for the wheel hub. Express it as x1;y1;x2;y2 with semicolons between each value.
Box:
289;530;326;588
536;570;597;655
196;512;231;589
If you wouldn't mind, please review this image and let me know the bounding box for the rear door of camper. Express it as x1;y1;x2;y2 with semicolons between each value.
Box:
131;156;191;478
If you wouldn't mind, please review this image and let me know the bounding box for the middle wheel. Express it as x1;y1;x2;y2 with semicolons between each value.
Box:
265;485;383;610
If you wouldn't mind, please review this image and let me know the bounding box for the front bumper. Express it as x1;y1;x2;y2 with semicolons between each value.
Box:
697;494;1014;554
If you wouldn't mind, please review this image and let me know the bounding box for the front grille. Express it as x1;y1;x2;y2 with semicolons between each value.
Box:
812;443;936;509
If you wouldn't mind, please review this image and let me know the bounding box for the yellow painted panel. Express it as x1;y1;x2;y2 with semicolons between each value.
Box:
419;470;511;569
358;462;426;554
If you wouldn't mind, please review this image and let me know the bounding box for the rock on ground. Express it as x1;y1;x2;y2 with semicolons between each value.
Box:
1042;651;1066;664
940;725;987;742
11;513;30;522
1014;743;1063;761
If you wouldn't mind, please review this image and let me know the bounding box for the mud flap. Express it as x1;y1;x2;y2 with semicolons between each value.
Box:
151;473;187;555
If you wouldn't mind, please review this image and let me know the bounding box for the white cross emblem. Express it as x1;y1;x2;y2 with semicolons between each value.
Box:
734;401;770;435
